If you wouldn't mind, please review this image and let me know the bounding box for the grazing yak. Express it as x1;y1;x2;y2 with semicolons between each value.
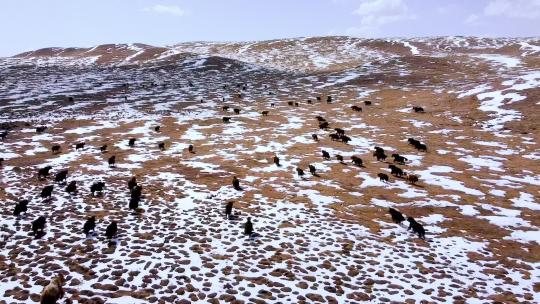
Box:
51;145;61;154
329;133;340;141
223;117;231;123
373;149;387;161
40;273;65;304
392;154;408;165
287;101;294;106
326;96;332;103
407;174;419;185
341;135;351;144
232;176;241;191
413;106;425;113
36;126;47;133
105;221;118;240
319;121;329;129
407;217;426;239
351;156;363;167
131;185;142;200
129;196;140;211
244;217;254;237
312;134;319;141
389;165;406;177
261;110;269;116
364;100;372;105
54;170;68;183
83;216;96;236
65;181;77;194
90;182;105;196
0;130;8;140
32;216;46;235
13;200;29;216
307;99;312;104
309;165;318;176
128;138;136;147
41;185;54;199
225;201;233;219
108;155;116;167
388;208;405;224
336;154;344;163
222;105;229;111
154;126;160;132
128;177;137;191
322;150;331;160
315;116;326;122
351;105;362;112
296;167;305;178
99;144;108;153
378;173;389;182
335;128;345;136
408;138;427;152
188;144;195;153
273;155;280;166
316;96;321;101
38;166;53;179
158;142;166;151
234;108;241;114
75;142;85;150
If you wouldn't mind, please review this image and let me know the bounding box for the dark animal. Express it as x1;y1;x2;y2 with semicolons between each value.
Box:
407;217;426;239
341;135;351;144
131;185;142;200
316;96;321;101
232;176;241;190
407;174;419;185
322;150;330;160
296;167;305;178
36;126;47;133
287;101;294;106
225;201;233;219
75;142;85;150
83;216;96;236
326;96;332;103
0;130;7;140
108;155;116;167
315;116;326;122
54;170;68;183
336;154;344;163
32;216;46;235
351;105;362;112
294;102;299;107
38;166;53;179
0;158;3;166
13;200;29;216
40;274;65;304
90;182;105;196
388;208;405;224
329;133;340;141
378;173;389;182
128;138;136;147
374;151;387;161
309;165;318;176
408;138;420;146
307;99;312;104
413;106;425;113
261;111;269;116
158;142;165;151
65;181;77;193
233;108;240;114
319;122;329;129
312;134;319;141
154;126;160;132
128;177;137;191
392;153;408;164
351;156;363;167
100;144;108;153
389;165;406;177
364;100;372;105
51;145;61;154
415;143;427;152
188;144;194;153
105;221;118;240
223;117;231;123
129;196;139;210
335;128;345;136
41;185;54;199
273;155;280;166
244;217;254;236
222;105;229;111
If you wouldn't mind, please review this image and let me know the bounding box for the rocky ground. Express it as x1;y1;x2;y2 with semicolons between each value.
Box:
0;36;539;303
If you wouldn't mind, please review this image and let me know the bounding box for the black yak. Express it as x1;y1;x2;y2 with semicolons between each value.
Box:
322;150;330;160
51;145;61;154
296;167;305;178
232;176;241;190
244;217;254;237
128;177;137;191
273;155;280;166
158;142;165;151
225;201;233;219
312;134;319;141
407;217;426;239
378;173;389;182
108;155;116;167
41;185;54;199
388;208;405;224
128;138;136;147
13;200;29;216
32;216;46;235
223;117;231;123
336;154;344;163
341;135;351;144
364;100;372;105
261;110;269;116
413;106;425;113
83;216;96;236
105;221;118;240
188;144;194;153
54;170;68;183
389;165;406;177
129;196;139;211
38;166;53;179
65;181;77;194
351;105;362;112
75;142;85;150
234;108;241;114
154;126;161;132
309;165;318;176
392;154;408;165
351;156;363;167
90;182;105;196
407;174;419;185
319;121;329;129
36;126;47;133
100;144;108;153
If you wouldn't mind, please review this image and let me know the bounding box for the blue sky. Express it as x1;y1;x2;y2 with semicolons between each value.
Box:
1;0;539;56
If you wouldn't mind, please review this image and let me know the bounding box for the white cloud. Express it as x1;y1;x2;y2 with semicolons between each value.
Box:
353;0;415;27
484;0;540;19
143;4;186;17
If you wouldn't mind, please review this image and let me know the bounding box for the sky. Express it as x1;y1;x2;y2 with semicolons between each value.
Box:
1;0;539;56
